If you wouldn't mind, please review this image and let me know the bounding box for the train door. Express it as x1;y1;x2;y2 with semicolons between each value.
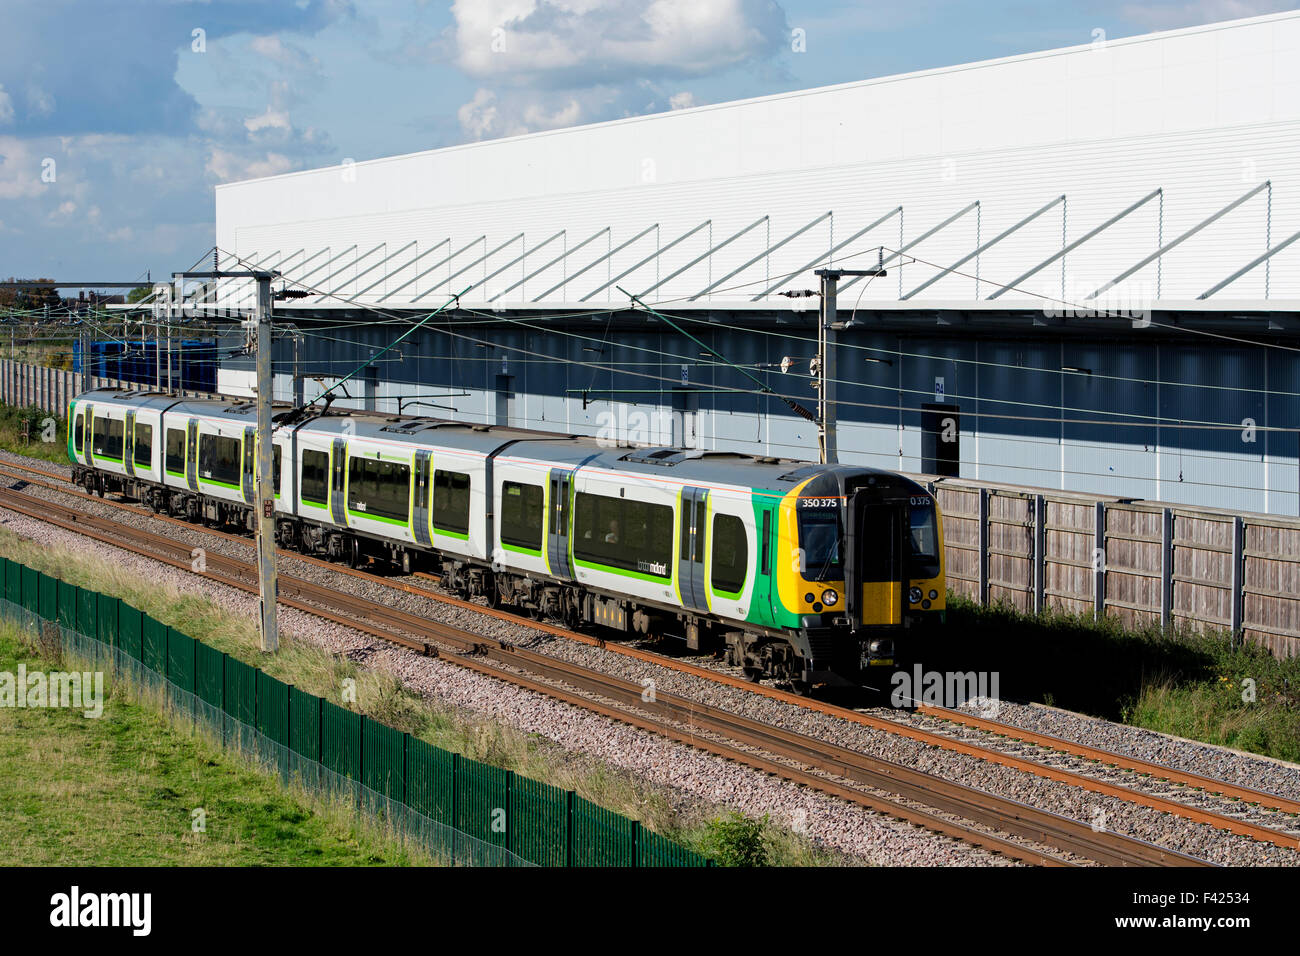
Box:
81;403;94;465
412;450;432;547
546;469;574;579
677;486;709;612
846;493;906;628
123;410;136;477
751;505;775;626
329;436;348;526
185;418;199;491
241;425;256;504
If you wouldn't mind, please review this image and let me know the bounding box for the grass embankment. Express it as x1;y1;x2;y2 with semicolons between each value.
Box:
0;405;69;464
0;528;832;866
933;598;1300;764
0;622;434;865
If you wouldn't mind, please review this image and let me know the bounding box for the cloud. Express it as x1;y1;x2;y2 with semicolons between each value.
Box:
0;136;46;199
245;107;293;133
0;87;13;126
1119;0;1297;30
0;0;354;137
453;0;787;86
25;84;54;118
449;0;785;137
205;147;295;182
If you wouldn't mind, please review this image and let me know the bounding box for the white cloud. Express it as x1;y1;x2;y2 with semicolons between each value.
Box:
452;0;786;85
25;84;54;118
0;136;44;199
206;147;295;183
1120;0;1296;30
458;87;586;138
450;0;784;138
0;86;14;126
245;107;292;133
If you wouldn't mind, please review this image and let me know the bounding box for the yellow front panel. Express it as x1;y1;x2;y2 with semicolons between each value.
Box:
860;580;902;626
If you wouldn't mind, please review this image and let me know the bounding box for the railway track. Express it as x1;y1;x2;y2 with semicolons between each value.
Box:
3;456;1297;863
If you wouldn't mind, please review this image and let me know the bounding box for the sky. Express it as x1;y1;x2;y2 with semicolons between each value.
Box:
0;0;1295;284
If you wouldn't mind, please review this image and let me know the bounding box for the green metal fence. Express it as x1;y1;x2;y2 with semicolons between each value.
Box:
0;556;710;868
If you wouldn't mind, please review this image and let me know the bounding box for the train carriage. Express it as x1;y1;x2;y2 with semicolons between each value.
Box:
68;387;945;692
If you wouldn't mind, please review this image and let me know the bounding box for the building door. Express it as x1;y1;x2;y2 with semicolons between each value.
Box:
921;403;960;477
495;375;514;427
671;389;697;449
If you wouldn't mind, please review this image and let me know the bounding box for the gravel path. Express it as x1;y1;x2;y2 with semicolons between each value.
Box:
4;448;1298;865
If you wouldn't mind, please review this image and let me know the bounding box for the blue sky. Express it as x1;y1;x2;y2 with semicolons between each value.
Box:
0;0;1294;283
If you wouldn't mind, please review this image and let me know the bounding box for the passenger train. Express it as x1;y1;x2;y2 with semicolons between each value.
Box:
67;387;946;691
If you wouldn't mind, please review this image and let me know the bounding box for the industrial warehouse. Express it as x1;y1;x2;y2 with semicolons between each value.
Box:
208;11;1300;516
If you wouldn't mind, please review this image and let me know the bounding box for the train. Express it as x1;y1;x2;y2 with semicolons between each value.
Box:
66;387;946;692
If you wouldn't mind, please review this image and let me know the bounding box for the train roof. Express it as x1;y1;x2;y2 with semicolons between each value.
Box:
73;389;919;491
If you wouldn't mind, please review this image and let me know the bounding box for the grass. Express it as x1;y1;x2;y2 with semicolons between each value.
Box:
0;527;837;866
0;404;69;464
0;621;435;865
929;596;1300;764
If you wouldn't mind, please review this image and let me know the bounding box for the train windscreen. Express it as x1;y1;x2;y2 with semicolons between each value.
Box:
797;508;843;581
908;500;939;566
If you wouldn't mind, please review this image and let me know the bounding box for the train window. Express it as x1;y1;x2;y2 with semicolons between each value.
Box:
198;434;240;486
761;511;772;575
73;413;83;453
165;428;185;474
573;491;672;578
272;445;283;494
711;514;748;595
679;505;691;560
92;416;123;460
347;456;411;523
432;469;470;536
500;481;544;552
301;449;328;505
909;504;939;564
797;509;842;581
694;500;706;563
133;422;152;467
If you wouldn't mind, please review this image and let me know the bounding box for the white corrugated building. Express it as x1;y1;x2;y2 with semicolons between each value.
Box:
209;11;1300;515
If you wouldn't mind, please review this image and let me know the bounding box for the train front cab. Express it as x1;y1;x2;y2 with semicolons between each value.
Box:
789;471;945;688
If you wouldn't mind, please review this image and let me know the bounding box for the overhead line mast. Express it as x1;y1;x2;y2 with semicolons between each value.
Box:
174;269;280;653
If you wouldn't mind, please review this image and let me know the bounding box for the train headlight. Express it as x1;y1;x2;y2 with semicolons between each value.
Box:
908;587;922;604
928;589;938;600
821;589;839;607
